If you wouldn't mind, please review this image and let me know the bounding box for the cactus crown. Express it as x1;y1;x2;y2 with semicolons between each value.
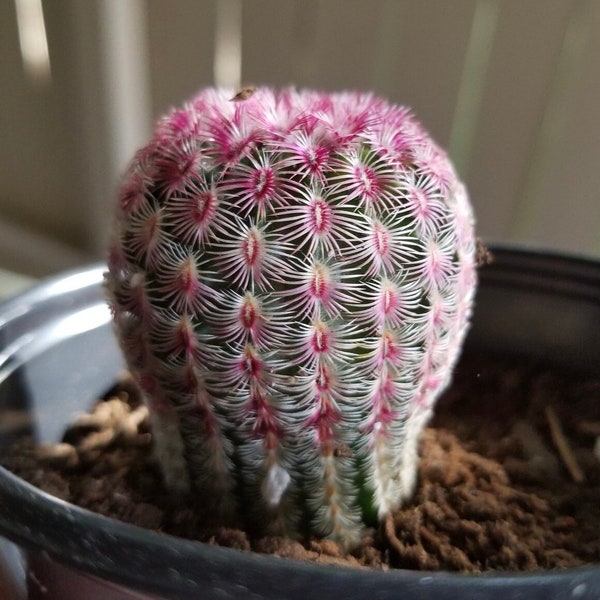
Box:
107;87;476;548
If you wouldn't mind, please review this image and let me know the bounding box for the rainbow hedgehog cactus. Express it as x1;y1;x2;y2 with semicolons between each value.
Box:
106;87;477;548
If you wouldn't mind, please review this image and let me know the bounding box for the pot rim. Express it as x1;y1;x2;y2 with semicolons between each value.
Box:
0;463;598;598
0;243;599;599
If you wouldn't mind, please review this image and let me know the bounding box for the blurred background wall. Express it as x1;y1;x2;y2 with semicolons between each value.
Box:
1;0;599;276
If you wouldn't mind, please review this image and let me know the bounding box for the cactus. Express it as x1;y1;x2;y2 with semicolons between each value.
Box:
106;87;477;548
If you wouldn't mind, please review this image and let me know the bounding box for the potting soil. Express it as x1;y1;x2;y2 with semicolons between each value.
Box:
2;355;599;572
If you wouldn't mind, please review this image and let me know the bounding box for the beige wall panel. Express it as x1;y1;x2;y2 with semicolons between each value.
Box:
513;0;600;257
241;0;302;86
2;0;600;272
242;0;475;145
146;0;217;116
0;0;85;249
298;0;383;92
370;0;476;146
466;0;574;245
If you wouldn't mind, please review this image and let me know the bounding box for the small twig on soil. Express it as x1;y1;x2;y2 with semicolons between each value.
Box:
545;405;585;483
576;420;600;437
511;420;561;479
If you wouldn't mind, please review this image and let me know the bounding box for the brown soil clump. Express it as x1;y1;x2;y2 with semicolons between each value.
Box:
2;355;599;572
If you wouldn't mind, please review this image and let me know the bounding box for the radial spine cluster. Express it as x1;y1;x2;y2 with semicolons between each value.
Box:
106;87;477;547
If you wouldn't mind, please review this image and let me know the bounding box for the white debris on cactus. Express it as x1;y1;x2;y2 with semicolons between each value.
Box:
106;87;477;548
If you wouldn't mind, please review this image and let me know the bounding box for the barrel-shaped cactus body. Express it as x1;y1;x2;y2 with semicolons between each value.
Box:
106;88;477;547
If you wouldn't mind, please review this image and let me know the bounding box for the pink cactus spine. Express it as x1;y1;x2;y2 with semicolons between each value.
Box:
106;87;477;547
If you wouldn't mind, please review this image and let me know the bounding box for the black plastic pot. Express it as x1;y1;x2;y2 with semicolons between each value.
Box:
0;246;599;599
